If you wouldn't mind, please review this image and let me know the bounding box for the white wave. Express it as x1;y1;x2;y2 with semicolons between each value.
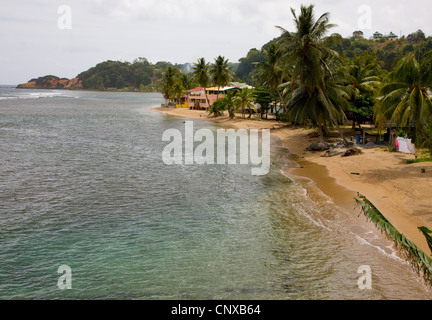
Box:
0;96;17;100
279;169;295;183
296;205;332;232
352;232;407;263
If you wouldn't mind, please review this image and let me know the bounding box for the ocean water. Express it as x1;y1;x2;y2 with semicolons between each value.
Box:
0;88;431;300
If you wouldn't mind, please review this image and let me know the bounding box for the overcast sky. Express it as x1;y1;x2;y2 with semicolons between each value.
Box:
1;0;430;84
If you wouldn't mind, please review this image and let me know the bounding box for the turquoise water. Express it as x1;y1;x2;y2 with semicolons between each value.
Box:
0;89;431;300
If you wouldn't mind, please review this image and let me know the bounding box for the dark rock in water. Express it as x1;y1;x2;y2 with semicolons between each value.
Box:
306;142;329;151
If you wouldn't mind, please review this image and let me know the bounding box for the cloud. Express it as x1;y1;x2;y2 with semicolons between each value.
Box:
1;0;432;84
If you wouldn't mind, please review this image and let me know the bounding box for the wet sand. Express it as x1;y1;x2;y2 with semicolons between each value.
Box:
153;107;432;255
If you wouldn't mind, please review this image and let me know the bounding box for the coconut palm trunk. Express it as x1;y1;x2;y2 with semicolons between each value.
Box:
192;58;211;110
204;87;210;109
276;4;350;145
210;56;233;108
319;88;348;145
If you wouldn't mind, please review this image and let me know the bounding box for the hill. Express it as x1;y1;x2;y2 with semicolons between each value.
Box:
17;75;82;90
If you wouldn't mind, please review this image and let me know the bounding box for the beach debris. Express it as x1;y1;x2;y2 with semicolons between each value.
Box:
364;141;376;148
341;147;362;157
321;149;343;157
308;132;320;138
306;142;329;151
422;168;426;174
335;139;355;148
272;125;285;130
351;172;360;175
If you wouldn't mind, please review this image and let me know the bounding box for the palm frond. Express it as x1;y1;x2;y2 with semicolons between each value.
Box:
355;193;432;285
419;227;432;254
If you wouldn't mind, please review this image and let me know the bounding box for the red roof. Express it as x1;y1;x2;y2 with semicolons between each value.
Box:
187;87;205;93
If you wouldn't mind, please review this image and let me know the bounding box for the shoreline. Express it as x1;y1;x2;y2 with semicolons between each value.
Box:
153;106;432;255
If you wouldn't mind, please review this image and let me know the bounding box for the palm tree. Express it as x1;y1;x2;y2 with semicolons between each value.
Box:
171;82;185;107
346;52;385;129
223;90;237;119
161;66;181;105
209;90;237;118
181;73;195;91
235;88;256;118
282;54;351;142
210;56;233;101
255;42;285;114
356;193;432;285
192;58;211;107
347;52;384;95
208;99;226;118
376;51;432;145
276;4;348;145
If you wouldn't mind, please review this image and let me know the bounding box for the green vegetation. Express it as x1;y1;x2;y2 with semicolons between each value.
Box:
277;5;350;144
160;66;183;105
253;86;274;119
29;75;61;88
254;42;285;116
210;55;234;101
208;93;231;118
191;57;211;107
77;58;195;92
67;4;432;150
230;4;432;151
406;157;432;164
355;194;432;285
234;87;256;119
376;52;432;146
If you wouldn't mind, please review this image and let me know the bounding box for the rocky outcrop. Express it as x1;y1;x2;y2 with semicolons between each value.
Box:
16;75;82;90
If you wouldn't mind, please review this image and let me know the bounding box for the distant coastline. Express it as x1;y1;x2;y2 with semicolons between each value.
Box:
15;75;159;93
16;75;83;90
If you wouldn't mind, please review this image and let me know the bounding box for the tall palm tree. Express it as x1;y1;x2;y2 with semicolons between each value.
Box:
171;82;185;106
255;42;285;113
282;53;351;142
192;58;211;107
161;66;181;105
276;4;348;145
210;56;233;101
346;52;385;129
235;88;256;118
224;90;237;119
347;52;384;96
376;51;432;145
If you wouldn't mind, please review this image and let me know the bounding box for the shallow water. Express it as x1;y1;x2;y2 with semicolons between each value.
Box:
0;88;431;300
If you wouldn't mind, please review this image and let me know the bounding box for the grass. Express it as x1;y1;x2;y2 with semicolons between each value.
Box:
406;150;432;164
406;157;432;164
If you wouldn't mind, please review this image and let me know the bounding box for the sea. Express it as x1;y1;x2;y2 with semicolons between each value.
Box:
0;87;431;300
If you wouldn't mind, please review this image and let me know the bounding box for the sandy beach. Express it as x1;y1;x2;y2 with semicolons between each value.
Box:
154;107;432;255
